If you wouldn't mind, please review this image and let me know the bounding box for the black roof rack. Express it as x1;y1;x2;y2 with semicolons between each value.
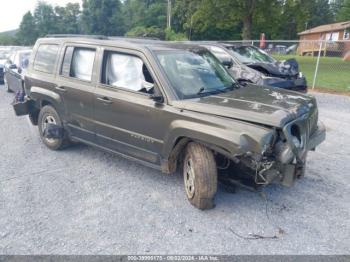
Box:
45;34;108;40
109;36;161;41
45;34;161;41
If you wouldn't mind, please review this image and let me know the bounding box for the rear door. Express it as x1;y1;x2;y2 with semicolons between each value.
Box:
56;44;98;142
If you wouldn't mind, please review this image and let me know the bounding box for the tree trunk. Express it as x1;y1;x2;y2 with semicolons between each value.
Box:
242;15;253;40
241;0;256;40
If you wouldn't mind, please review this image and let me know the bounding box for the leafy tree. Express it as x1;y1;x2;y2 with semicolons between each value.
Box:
17;11;38;45
337;0;350;21
33;1;58;37
126;26;165;39
164;28;187;40
81;0;125;36
54;3;81;34
0;34;18;45
330;0;344;20
308;0;334;28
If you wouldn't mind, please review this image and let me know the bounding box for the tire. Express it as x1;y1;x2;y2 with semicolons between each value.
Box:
183;142;217;210
38;105;70;150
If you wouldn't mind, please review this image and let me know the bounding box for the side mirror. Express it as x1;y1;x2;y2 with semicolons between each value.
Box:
150;87;164;104
18;67;22;74
151;93;164;104
9;64;17;70
222;58;233;68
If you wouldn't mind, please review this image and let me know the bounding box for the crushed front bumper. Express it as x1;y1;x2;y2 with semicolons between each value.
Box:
255;121;326;187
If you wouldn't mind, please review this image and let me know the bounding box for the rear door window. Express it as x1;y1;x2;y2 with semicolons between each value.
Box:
61;47;96;82
34;44;59;74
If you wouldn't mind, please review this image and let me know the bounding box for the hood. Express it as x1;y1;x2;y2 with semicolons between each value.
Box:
247;59;299;78
228;64;263;84
172;84;316;128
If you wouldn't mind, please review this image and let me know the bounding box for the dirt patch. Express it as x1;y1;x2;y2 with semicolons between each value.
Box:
309;87;350;97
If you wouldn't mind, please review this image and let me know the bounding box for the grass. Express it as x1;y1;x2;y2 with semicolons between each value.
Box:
273;55;350;93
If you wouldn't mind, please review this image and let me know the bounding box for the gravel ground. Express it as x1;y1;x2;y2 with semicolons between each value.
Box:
0;85;349;255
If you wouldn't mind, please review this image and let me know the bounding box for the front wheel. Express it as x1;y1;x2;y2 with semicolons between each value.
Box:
183;142;217;210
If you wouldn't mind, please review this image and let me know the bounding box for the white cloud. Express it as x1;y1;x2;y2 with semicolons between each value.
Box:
0;0;82;32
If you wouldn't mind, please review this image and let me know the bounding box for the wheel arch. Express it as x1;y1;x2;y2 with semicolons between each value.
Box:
161;129;236;174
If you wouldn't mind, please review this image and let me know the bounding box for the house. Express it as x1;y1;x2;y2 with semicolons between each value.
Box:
297;21;350;57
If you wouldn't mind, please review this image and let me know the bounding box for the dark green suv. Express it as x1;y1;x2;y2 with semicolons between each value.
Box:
15;36;326;210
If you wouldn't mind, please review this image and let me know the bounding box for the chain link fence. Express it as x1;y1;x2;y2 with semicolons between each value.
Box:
229;40;350;93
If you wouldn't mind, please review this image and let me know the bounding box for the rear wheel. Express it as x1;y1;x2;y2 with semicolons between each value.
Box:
38;105;70;150
183;142;217;210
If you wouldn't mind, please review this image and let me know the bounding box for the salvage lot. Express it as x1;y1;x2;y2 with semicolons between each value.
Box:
0;85;349;254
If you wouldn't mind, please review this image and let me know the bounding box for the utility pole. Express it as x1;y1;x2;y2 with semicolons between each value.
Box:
167;0;172;30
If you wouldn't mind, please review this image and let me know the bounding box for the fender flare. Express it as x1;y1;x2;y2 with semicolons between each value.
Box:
160;120;242;174
29;86;64;115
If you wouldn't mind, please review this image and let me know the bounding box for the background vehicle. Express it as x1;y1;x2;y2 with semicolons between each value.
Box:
4;49;32;93
0;51;11;83
15;37;325;210
222;43;307;92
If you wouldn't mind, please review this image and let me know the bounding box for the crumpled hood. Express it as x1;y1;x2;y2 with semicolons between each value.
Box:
247;59;300;78
172;84;316;128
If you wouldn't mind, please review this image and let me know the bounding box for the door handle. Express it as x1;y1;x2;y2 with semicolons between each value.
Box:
97;97;113;104
55;86;67;93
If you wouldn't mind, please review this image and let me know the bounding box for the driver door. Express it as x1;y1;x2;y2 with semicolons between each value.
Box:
93;48;168;165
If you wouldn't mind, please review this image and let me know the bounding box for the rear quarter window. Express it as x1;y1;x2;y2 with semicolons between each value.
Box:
34;44;59;74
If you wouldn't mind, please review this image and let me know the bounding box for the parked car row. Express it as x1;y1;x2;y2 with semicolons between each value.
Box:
9;36;325;210
0;47;32;93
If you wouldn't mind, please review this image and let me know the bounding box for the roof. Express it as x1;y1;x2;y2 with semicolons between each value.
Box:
37;37;206;52
298;21;350;35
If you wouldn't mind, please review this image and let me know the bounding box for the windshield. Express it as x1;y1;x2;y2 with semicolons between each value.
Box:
20;52;32;69
227;46;276;64
155;49;237;100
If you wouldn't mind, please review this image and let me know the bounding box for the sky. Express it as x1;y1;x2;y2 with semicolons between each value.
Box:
0;0;82;33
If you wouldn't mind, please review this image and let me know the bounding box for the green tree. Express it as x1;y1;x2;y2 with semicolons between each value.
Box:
0;34;18;46
54;3;81;34
17;11;38;45
337;0;350;21
33;1;58;37
308;0;334;28
81;0;125;36
123;0;167;36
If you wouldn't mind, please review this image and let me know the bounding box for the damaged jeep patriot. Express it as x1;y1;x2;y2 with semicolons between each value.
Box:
16;36;326;210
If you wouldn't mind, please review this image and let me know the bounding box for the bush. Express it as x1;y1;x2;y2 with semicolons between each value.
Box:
164;28;188;41
125;26;165;40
